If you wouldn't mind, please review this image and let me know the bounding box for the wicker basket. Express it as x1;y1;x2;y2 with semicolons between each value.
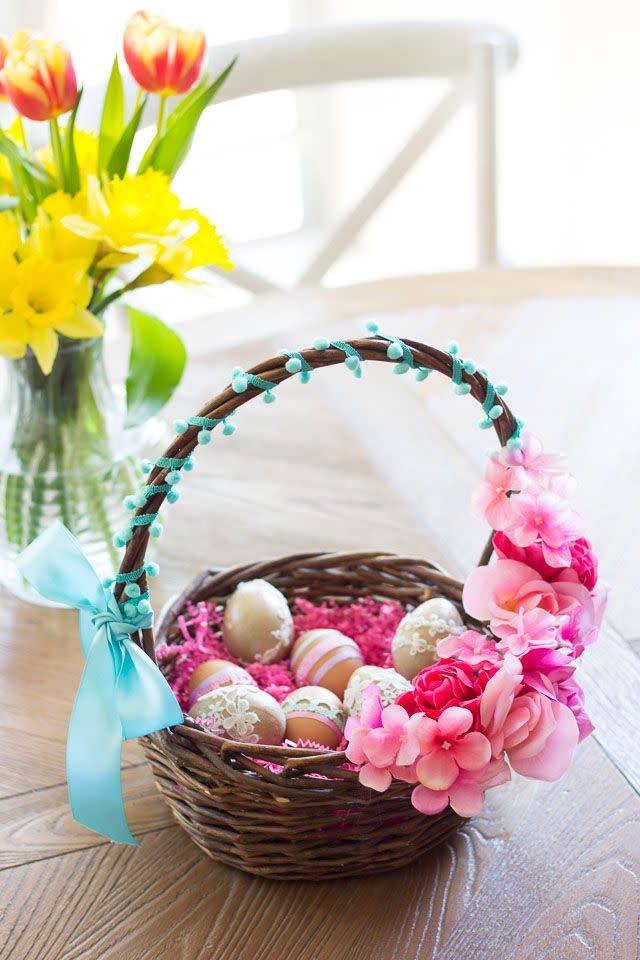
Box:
116;336;516;880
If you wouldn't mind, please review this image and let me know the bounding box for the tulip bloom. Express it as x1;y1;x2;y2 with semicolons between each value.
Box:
1;31;77;121
123;12;205;96
0;37;9;99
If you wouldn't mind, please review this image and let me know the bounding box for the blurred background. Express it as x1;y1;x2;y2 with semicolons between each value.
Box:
2;1;637;291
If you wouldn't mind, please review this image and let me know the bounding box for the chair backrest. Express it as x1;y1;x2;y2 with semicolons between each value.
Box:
84;22;518;292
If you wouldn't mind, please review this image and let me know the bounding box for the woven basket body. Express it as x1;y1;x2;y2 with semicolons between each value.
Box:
117;337;516;880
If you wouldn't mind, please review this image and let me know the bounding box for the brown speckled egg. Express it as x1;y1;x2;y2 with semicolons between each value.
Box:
190;686;286;745
281;686;346;749
187;659;256;710
392;597;464;679
223;579;293;664
290;629;364;699
343;665;412;717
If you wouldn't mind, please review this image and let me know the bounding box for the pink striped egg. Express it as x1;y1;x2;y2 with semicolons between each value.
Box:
290;628;363;699
281;686;346;749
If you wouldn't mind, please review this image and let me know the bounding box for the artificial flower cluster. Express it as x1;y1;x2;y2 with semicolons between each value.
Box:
345;432;606;817
0;12;233;374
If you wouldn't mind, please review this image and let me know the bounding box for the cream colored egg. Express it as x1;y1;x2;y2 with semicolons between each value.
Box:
281;686;346;749
391;597;464;680
290;628;364;699
343;665;412;717
223;579;293;664
187;659;256;710
190;686;286;745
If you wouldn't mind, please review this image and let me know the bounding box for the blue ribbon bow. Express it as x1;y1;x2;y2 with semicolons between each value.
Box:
17;521;183;845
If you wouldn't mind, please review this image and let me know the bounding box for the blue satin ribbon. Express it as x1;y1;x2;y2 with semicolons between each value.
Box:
16;521;183;845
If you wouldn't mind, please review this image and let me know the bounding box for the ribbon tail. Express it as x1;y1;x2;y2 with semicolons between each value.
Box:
118;639;184;740
67;628;138;845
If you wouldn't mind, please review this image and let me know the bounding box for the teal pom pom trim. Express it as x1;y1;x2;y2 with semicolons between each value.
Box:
113;533;126;548
263;391;276;404
124;582;141;598
489;404;503;420
415;368;430;382
281;350;312;384
496;384;509;396
479;417;494;429
124;495;137;511
394;362;410;375
114;563;146;584
387;342;403;360
150;522;163;538
166;470;181;485
131;512;159;527
102;577;115;589
366;319;380;334
183;456;195;472
140;459;153;475
222;420;237;436
300;370;312;384
173;419;188;434
146;561;160;578
137;598;152;615
313;337;330;350
447;341;460;356
123;601;138;618
455;383;472;395
285;356;302;374
197;429;212;445
462;359;477;374
345;354;360;371
167;488;180;504
231;366;244;377
232;375;248;393
134;491;147;508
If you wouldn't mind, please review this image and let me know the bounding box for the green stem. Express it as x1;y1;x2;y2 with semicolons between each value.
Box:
16;115;29;156
49;117;65;191
156;94;167;138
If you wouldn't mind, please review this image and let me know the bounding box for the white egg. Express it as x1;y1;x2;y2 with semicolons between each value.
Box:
392;597;464;679
343;665;412;717
223;578;293;664
190;686;286;745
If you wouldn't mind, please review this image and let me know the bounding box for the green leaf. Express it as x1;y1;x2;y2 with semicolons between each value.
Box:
0;195;19;211
135;76;210;174
98;57;125;173
125;307;186;428
106;96;147;180
0;131;38;219
138;58;236;180
64;87;83;195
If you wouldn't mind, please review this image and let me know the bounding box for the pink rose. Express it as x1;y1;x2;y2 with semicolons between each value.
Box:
568;537;598;590
396;657;497;729
503;690;579;781
493;531;559;581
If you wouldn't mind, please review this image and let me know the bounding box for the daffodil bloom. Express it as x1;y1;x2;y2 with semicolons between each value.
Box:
123;12;205;96
0;254;102;374
152;208;233;281
26;192;98;270
62;169;183;262
1;30;78;122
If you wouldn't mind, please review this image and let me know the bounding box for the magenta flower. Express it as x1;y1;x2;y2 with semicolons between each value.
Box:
472;458;519;530
413;706;491;800
437;629;502;665
344;684;428;791
519;647;594;742
499;432;568;487
505;489;583;568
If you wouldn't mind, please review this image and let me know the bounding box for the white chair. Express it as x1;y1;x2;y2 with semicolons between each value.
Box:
85;22;518;294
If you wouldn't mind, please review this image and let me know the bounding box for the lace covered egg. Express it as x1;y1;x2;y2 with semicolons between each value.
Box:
187;658;256;711
391;597;464;679
223;579;293;664
343;665;412;717
190;686;286;744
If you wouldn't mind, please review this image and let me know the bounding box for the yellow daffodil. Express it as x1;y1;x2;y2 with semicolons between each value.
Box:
62;169;182;261
0;255;102;374
151;208;232;281
36;127;98;186
0;210;20;257
25;191;98;269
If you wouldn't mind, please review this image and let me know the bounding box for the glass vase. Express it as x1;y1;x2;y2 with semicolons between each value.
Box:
0;335;165;605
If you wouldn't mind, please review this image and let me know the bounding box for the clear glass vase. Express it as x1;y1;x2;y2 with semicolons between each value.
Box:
0;335;165;605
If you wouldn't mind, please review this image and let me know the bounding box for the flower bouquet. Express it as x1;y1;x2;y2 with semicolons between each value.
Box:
0;12;234;601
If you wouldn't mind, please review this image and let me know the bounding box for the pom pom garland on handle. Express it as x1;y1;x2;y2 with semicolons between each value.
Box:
16;521;183;845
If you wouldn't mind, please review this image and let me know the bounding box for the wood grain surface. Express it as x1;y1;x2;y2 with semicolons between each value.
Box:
1;268;638;959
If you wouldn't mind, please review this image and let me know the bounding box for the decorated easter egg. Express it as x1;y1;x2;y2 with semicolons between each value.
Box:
281;686;346;749
343;665;412;717
290;628;364;699
187;659;256;710
391;597;464;679
190;685;286;745
223;579;293;664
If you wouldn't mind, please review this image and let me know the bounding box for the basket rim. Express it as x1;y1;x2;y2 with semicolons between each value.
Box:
154;549;468;766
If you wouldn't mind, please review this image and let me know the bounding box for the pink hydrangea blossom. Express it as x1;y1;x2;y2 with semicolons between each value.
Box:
411;756;511;818
505;489;583;568
344;685;428;791
472;458;519;530
436;630;502;665
498;432;567;487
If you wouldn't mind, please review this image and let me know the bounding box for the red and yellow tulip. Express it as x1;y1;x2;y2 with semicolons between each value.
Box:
0;36;10;99
1;31;77;122
123;11;205;96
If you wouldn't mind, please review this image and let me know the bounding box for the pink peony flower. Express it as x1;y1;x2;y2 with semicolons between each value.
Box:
396;657;498;729
472;458;519;530
437;629;502;665
505;489;583;568
503;689;579;781
567;537;598;590
412;755;511;818
492;531;559;581
498;433;568;487
463;559;567;655
344;684;428;791
479;653;523;755
519;647;593;742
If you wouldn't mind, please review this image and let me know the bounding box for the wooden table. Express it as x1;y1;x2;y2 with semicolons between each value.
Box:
2;267;639;959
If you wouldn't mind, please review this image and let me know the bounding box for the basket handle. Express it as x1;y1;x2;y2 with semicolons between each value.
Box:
114;335;520;654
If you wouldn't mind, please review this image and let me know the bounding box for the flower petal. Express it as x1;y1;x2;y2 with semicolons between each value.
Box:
437;706;473;740
363;728;398;767
452;732;491;770
448;778;485;817
381;703;409;733
358;762;392;792
28;326;58;375
411;784;450;816
416;750;458;790
55;308;104;340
